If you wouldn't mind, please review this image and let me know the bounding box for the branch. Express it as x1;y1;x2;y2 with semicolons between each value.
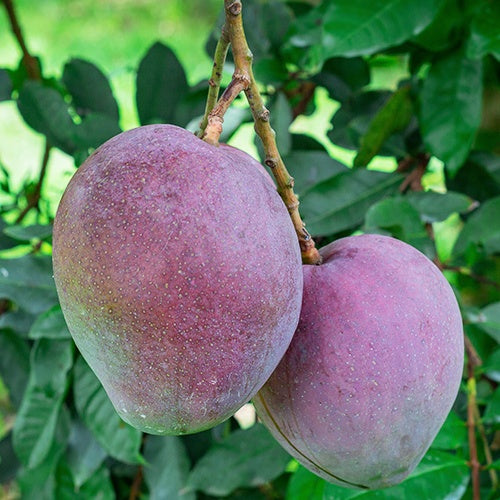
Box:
202;0;322;265
2;0;40;79
3;0;52;224
465;337;481;500
15;142;51;224
128;465;143;500
440;264;500;291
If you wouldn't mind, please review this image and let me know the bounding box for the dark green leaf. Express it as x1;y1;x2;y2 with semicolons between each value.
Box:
0;68;12;101
446;152;500;202
254;58;289;86
321;451;469;499
483;387;500;424
467;1;500;60
17;81;77;154
406;191;471;222
353;86;413;167
419;48;483;175
0;434;19;482
65;419;107;488
453;196;500;257
287;466;326;500
29;305;71;339
285;0;441;69
56;462;115;500
72;113;121;151
187;424;291;496
4;224;52;241
313;57;370;102
0;255;58;314
329;91;406;155
136;42;189;125
291;134;327;152
284;151;347;196
17;407;71;500
412;0;465;52
431;411;467;450
144;436;195;500
0;329;29;407
63;58;119;119
300;170;404;236
13;339;73;468
364;197;433;255
73;356;142;464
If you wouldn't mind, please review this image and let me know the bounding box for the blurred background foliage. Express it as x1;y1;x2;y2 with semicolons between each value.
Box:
0;0;499;499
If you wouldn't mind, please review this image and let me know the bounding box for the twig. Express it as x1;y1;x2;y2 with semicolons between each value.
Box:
198;26;231;137
2;0;52;224
465;337;481;500
202;0;322;265
440;264;500;291
2;0;40;79
128;466;143;500
15;142;51;224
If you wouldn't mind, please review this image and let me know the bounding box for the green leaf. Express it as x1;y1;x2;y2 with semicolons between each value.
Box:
321;451;469;499
284;151;348;197
453;196;500;257
136;42;189;125
285;0;441;69
478;302;500;343
144;436;195;500
17;81;77;154
300;170;404;236
72;113;121;151
446;152;500;202
287;466;326;500
0;310;36;337
313;57;370;103
0;255;58;314
271;93;293;158
406;191;471;222
431;411;467;450
29;305;71;340
65;419;107;489
187;424;291;496
482;348;500;383
0;329;30;407
63;58;119;119
56;462;115;500
4;224;52;241
419;48;483;175
0;68;12;101
13;340;73;468
353;86;413;167
17;406;71;500
483;386;500;424
467;1;500;60
73;356;142;464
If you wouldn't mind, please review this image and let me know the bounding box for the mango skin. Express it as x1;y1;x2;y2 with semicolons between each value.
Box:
253;234;464;489
53;124;303;435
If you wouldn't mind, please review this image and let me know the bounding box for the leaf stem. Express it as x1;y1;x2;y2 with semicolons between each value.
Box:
202;0;322;265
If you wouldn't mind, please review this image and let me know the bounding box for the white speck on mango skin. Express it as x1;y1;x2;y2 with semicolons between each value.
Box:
52;124;303;435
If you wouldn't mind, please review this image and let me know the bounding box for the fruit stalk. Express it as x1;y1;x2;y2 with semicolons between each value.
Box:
197;26;230;137
203;0;322;265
